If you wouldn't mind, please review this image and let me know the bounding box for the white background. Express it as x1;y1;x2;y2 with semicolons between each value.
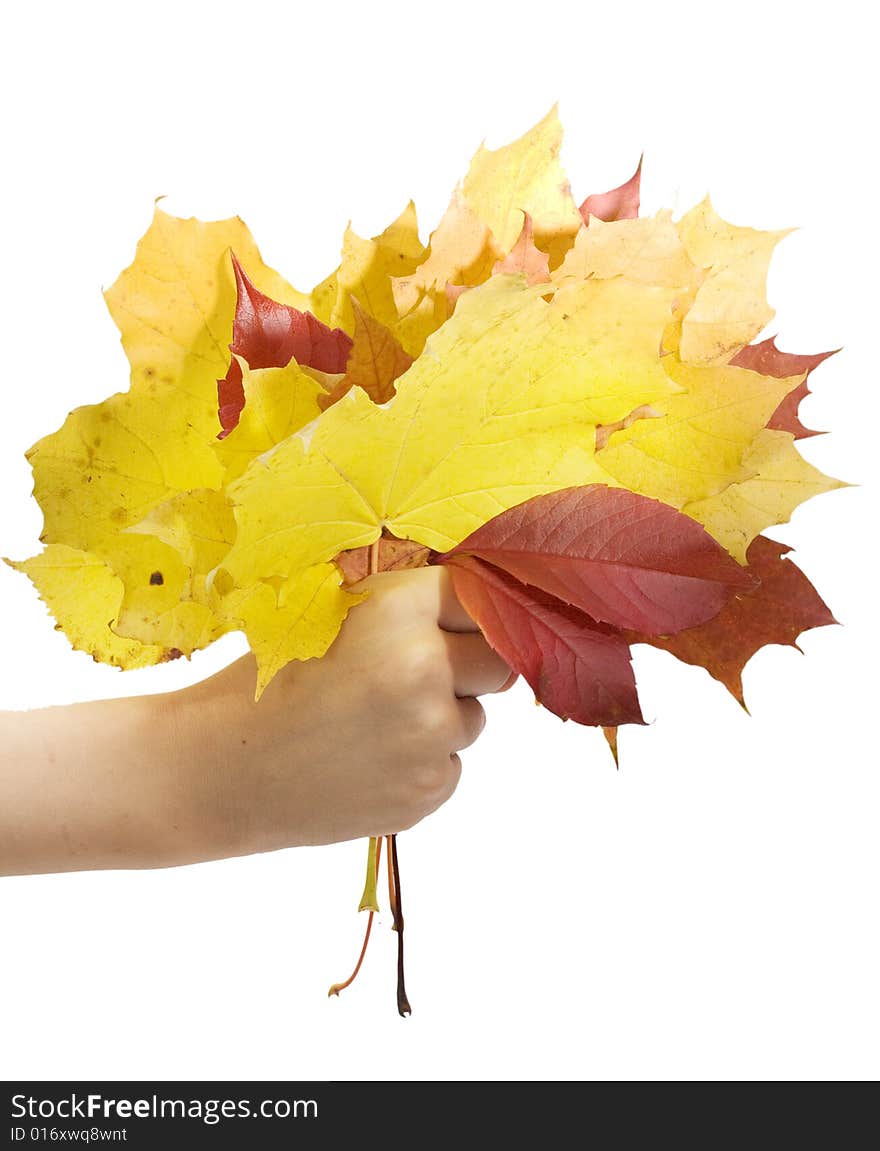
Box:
1;0;877;1081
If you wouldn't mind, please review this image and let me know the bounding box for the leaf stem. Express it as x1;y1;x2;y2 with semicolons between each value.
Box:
359;835;380;912
328;837;383;999
386;832;399;931
389;834;412;1017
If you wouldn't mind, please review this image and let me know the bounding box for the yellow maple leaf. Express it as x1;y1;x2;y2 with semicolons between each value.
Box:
390;191;500;354
25;388;227;656
310;200;426;344
213;357;327;482
553;210;698;288
6;545;165;667
27;388;222;551
682;429;846;561
127;488;237;604
213;564;367;699
674;196;794;364
596;359;803;508
462;104;582;266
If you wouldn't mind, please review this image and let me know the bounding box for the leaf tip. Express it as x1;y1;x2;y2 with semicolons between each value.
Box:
602;726;619;768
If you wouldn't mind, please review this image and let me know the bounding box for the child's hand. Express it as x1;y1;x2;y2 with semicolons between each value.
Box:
0;567;512;875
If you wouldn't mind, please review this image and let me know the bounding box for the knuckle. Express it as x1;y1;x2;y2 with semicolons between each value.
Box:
411;755;460;812
457;697;486;747
401;636;440;686
418;698;455;740
415;760;451;797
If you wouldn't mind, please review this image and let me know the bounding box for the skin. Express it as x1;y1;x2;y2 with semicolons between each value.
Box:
0;567;513;877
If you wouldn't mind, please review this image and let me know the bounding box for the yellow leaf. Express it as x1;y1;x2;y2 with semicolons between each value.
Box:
310;201;426;341
214;563;367;699
675;197;795;364
127;488;237;602
96;532;227;652
554;211;697;288
683;429;847;561
28;388;223;551
213;357;326;482
6;545;165;668
221;273;681;608
25;386;228;657
373;199;426;265
462;104;582;265
104;205;310;439
597;360;803;507
391;191;500;352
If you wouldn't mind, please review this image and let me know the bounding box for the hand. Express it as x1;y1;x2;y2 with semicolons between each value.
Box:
194;565;513;854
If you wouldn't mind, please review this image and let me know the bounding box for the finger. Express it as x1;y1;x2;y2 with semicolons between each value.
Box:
434;566;481;633
498;670;519;693
450;696;486;751
443;631;513;697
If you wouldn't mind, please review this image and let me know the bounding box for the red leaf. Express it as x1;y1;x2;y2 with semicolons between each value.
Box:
217;254;353;438
630;535;837;706
729;335;839;440
439;485;756;635
444;555;644;727
579;155;643;224
217;365;248;439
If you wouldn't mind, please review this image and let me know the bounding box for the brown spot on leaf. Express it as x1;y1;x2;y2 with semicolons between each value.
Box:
149;571;164;586
160;647;184;662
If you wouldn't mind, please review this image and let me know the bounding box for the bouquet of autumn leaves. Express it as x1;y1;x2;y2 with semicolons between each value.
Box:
10;108;842;1011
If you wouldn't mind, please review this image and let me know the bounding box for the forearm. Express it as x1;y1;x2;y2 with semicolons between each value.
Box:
0;687;232;875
